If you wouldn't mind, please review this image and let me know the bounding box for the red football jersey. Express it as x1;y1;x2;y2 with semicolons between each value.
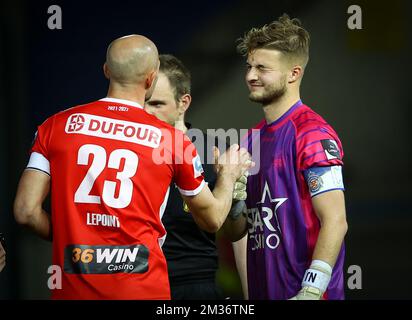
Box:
28;98;205;299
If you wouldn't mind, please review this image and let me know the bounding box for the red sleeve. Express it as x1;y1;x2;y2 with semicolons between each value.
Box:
173;132;205;196
296;125;344;171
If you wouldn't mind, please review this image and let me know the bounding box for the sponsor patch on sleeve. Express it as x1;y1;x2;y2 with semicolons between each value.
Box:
304;166;344;197
321;139;341;160
192;154;204;178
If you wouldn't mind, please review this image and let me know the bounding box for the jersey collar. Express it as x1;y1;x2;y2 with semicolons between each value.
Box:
265;99;303;131
99;97;143;109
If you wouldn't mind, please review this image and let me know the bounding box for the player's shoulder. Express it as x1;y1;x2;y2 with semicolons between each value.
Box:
291;104;340;141
292;104;344;162
240;119;266;149
53;100;172;128
251;119;266;131
151;116;183;137
51;101;97;119
291;104;328;131
149;115;175;131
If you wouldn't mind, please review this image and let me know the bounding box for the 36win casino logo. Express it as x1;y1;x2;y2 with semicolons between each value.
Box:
64;244;149;274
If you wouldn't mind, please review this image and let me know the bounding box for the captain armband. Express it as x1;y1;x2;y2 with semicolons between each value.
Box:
304;165;344;197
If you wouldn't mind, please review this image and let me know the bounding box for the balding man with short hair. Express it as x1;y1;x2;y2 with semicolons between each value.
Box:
14;35;253;299
105;35;159;91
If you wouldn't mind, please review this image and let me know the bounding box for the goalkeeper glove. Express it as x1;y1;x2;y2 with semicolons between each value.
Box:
289;260;332;300
233;172;248;201
229;172;248;220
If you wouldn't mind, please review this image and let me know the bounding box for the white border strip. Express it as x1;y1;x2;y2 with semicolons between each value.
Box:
177;179;206;196
99;97;143;109
27;152;50;175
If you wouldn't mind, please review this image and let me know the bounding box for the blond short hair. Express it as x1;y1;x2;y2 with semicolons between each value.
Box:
237;14;310;68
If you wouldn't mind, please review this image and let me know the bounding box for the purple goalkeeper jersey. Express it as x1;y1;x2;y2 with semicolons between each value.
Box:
243;100;345;300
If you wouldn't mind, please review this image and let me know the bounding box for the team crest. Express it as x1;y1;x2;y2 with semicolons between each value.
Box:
307;171;323;193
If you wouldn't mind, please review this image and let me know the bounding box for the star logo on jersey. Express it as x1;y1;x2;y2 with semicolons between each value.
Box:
247;181;287;251
256;181;288;234
67;114;85;132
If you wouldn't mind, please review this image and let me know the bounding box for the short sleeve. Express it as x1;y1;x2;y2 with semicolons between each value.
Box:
296;126;344;171
173;133;205;196
27;116;55;175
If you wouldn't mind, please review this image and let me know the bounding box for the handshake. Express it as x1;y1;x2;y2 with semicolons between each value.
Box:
212;144;251;220
212;144;251;202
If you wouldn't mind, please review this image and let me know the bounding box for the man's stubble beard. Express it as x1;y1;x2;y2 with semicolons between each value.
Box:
249;78;287;105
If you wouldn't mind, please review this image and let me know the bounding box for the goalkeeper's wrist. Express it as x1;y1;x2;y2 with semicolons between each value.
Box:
301;260;332;293
229;200;246;220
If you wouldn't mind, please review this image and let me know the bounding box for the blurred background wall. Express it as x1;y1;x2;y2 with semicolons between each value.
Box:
0;0;411;299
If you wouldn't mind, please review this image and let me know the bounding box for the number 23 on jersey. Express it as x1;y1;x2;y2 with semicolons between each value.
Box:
74;144;138;209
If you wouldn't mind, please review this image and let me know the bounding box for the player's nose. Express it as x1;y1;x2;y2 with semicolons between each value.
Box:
246;68;258;82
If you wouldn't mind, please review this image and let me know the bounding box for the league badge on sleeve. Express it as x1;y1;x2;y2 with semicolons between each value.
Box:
321;139;341;160
192;154;204;178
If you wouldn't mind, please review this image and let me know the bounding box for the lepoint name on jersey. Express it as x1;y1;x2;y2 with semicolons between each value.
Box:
86;212;120;228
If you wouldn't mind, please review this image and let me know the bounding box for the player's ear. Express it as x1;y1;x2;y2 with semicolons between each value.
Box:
146;58;160;90
288;65;303;83
178;94;191;114
103;63;110;79
146;69;158;90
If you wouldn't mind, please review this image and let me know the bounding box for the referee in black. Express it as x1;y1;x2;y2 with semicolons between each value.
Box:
145;54;246;299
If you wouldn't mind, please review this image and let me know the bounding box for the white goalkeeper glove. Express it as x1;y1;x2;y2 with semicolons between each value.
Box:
228;172;248;220
233;171;248;201
289;260;332;300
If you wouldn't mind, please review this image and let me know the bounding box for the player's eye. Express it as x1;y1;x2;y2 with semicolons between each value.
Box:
147;102;164;108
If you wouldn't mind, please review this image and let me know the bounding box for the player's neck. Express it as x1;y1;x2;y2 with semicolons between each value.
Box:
106;84;146;107
174;118;188;133
263;91;301;124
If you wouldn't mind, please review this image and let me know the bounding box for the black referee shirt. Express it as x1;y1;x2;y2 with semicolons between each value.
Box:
162;126;221;286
